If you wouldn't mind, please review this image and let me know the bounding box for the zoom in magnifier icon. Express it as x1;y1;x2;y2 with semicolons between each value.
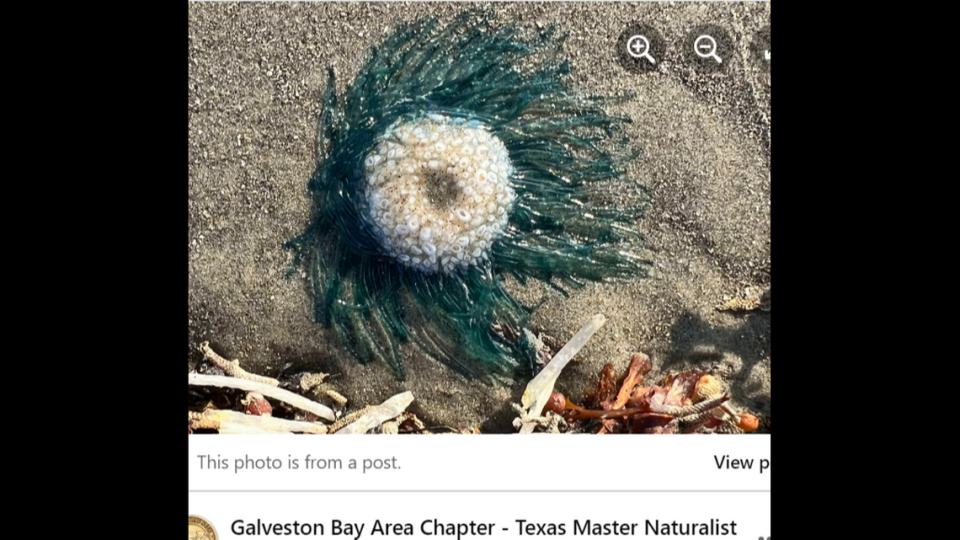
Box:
694;35;722;63
627;35;656;64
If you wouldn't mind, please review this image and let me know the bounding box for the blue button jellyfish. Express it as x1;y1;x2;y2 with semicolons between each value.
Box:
286;13;649;380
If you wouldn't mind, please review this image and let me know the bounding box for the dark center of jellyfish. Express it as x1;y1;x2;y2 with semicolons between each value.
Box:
421;167;461;209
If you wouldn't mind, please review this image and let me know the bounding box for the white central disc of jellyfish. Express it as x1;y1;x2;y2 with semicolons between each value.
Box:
362;115;517;274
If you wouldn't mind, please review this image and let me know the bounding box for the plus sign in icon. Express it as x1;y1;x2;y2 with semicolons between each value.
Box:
618;23;666;74
627;35;656;63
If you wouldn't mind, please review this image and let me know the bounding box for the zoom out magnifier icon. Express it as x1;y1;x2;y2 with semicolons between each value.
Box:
694;35;722;63
627;35;656;64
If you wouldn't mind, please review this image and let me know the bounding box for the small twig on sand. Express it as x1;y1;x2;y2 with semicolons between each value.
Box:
647;394;730;418
325;390;348;407
335;391;415;435
328;406;374;434
299;372;330;392
200;341;279;387
189;373;336;422
189;409;327;434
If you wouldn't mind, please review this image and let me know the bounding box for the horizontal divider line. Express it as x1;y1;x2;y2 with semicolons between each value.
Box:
191;490;770;493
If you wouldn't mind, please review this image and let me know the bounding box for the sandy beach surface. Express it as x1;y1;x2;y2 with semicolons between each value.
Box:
188;2;771;432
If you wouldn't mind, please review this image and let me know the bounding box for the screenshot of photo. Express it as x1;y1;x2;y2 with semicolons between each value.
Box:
188;0;770;538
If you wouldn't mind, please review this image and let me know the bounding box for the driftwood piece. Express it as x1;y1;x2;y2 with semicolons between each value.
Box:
189;373;336;422
328;406;374;434
335;391;414;434
189;409;327;434
199;342;279;387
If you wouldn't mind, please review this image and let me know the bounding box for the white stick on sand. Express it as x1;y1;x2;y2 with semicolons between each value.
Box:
519;313;607;433
335;391;415;434
189;373;336;422
191;409;328;434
